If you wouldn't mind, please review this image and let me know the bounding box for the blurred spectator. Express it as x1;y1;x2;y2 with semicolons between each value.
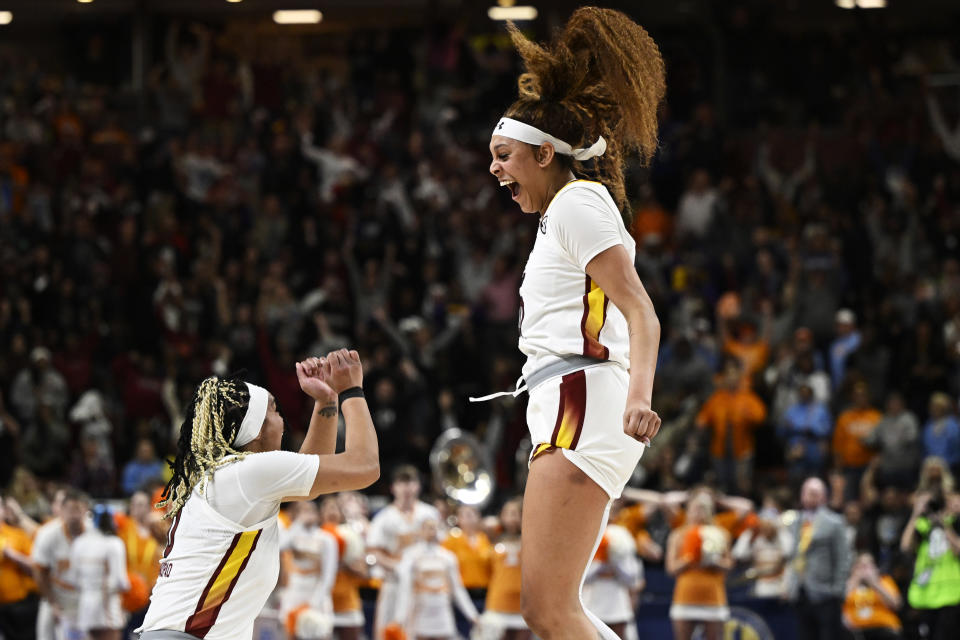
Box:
695;358;767;494
899;489;960;640
69;390;115;467
0;391;21;487
842;552;903;640
32;489;90;640
675;169;718;241
922;393;960;475
832;382;882;501
442;504;492;597
780;382;832;488
66;505;129;640
116;490;162;638
732;511;793;599
121;439;165;496
829;309;861;389
9;347;68;424
69;434;117;499
19;402;71;480
785;477;852;640
0;496;38;640
864;393;921;490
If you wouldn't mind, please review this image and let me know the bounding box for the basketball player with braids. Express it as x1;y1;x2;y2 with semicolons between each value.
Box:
480;8;666;639
137;349;379;640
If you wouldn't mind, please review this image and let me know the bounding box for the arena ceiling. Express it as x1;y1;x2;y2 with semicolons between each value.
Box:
0;0;956;31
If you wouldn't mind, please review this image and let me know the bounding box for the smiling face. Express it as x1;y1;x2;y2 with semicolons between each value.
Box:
489;136;570;214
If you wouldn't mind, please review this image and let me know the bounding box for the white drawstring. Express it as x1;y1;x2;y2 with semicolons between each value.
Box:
469;375;527;403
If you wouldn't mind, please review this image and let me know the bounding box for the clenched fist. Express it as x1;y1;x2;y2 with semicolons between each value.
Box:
623;399;660;446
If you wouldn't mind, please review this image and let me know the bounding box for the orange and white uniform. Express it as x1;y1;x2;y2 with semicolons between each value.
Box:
482;537;526;630
669;525;730;622
441;528;492;590
583;524;642;626
395;541;478;638
322;523;366;629
32;517;90;640
367;502;440;639
279;522;338;620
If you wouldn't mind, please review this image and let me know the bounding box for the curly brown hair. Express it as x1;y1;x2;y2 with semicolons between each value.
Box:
504;7;666;219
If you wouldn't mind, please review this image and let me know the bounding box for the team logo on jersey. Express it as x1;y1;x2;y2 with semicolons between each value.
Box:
539;214;548;234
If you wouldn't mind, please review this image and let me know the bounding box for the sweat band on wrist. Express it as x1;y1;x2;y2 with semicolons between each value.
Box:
338;387;365;404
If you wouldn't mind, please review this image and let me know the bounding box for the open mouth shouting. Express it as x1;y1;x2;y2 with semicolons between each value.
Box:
499;179;521;200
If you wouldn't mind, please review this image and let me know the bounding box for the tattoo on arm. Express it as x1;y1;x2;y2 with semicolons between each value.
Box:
317;404;338;418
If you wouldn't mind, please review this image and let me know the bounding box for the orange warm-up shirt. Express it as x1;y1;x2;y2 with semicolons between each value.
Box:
843;576;902;631
0;523;35;604
833;408;882;469
696;389;768;460
442;528;492;589
485;539;522;614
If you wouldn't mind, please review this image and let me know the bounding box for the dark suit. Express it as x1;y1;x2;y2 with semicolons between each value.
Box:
786;507;853;640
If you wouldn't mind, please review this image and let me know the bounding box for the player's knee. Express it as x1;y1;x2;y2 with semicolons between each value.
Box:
521;588;579;636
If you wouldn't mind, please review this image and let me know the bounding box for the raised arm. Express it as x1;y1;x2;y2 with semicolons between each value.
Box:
296;356;340;456
288;349;379;500
586;245;662;445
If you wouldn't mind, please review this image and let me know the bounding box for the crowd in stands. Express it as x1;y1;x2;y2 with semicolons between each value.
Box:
2;5;960;639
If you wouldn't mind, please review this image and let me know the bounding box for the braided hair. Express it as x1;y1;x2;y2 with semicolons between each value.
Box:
504;7;666;220
156;376;251;518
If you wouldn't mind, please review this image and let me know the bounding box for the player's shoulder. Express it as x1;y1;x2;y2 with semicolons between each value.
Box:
549;180;619;223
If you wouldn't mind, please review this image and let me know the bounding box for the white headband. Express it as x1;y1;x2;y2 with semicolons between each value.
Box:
492;117;607;161
234;382;269;447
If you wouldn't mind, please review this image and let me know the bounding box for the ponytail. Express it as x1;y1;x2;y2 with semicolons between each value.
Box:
504;7;666;218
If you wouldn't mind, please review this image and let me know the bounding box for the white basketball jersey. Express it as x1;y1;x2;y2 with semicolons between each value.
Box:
31;517;90;620
518;180;635;379
140;451;318;640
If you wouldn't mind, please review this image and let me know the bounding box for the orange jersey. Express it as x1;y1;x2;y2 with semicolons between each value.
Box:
115;513;161;589
485;539;522;614
833;408;882;468
0;523;35;604
843;576;901;631
615;503;655;550
672;525;728;608
441;529;492;589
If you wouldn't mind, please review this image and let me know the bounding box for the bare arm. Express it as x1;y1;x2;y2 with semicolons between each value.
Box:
901;494;930;553
585;245;662;444
665;529;693;577
287;350;379;500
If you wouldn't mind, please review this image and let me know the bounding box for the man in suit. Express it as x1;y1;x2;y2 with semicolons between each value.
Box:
785;476;852;640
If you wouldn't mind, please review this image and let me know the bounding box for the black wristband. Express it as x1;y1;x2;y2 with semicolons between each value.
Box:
338;386;365;404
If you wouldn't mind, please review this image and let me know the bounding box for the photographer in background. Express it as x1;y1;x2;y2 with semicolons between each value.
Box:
899;487;960;640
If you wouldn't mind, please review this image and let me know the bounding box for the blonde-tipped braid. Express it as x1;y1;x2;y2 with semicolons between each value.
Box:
156;376;252;518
